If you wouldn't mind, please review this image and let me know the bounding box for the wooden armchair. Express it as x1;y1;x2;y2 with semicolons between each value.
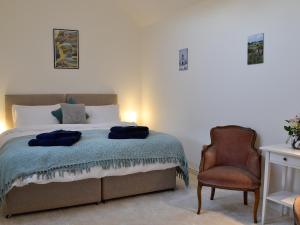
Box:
197;125;261;223
295;196;300;225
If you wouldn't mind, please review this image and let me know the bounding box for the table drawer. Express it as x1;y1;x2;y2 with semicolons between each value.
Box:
270;152;300;168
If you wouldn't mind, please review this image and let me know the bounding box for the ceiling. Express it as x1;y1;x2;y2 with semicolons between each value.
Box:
114;0;201;27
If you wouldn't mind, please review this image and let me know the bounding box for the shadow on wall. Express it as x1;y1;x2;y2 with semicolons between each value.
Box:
178;135;203;171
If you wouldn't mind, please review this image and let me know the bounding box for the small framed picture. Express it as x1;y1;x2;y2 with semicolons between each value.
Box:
248;33;264;65
53;29;79;69
179;48;188;71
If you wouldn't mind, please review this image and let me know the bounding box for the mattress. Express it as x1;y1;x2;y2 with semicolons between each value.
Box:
0;122;178;189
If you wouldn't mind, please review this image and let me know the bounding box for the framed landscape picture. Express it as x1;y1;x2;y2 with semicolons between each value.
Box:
53;29;79;69
248;33;264;65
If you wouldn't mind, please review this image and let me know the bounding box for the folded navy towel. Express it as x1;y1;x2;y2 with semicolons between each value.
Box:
28;130;82;147
110;126;149;133
108;130;149;139
36;130;82;140
28;136;81;147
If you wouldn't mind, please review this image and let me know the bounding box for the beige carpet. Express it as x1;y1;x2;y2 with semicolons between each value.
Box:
0;174;293;225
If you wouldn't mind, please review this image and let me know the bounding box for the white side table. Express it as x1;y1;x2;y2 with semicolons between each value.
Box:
260;144;300;224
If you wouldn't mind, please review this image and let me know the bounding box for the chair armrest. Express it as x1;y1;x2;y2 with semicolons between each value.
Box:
246;149;261;179
199;145;217;172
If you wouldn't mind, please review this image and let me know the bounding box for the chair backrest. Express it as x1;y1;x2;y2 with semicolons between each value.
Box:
210;125;257;168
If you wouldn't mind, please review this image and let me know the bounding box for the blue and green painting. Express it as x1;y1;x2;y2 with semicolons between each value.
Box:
248;33;264;65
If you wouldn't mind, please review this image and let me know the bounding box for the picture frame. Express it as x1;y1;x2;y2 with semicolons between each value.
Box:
179;48;188;71
53;29;79;69
248;33;264;65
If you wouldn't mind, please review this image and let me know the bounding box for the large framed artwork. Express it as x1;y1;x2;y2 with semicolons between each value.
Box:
248;33;264;65
53;29;79;69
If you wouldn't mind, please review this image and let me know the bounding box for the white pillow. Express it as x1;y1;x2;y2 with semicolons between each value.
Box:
86;105;120;124
12;104;60;128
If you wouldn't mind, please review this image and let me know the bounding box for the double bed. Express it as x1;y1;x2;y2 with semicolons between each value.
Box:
0;94;188;217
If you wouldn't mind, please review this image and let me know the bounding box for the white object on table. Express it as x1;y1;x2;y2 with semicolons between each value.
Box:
260;144;300;224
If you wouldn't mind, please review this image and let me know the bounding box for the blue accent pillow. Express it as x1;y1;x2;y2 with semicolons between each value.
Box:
51;98;89;124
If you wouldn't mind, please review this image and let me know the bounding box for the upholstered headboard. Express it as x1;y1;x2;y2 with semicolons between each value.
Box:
66;94;117;106
5;94;117;129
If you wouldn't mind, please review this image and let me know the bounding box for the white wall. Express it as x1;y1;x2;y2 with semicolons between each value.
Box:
0;0;141;123
141;0;300;192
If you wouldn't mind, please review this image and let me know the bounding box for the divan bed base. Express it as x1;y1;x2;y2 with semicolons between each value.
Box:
102;167;176;201
2;168;176;217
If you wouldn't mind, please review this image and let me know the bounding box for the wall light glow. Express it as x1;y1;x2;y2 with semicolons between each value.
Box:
0;121;7;134
123;111;137;123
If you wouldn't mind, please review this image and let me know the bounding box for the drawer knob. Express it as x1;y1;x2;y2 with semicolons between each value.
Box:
283;157;287;161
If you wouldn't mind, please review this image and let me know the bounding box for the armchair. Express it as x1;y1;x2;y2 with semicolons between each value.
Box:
197;125;261;223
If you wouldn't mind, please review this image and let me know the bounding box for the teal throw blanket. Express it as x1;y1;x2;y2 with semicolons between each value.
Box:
0;130;189;204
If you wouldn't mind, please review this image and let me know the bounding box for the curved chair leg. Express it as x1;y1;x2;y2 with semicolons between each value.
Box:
253;189;260;223
210;187;215;200
244;191;248;205
197;183;202;214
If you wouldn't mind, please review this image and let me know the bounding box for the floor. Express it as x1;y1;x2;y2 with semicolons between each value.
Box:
0;173;293;225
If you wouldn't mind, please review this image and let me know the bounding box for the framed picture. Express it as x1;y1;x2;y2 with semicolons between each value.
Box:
248;33;264;65
53;29;79;69
179;48;188;71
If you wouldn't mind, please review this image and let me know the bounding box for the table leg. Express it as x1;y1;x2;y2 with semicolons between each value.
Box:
262;151;270;225
281;166;288;216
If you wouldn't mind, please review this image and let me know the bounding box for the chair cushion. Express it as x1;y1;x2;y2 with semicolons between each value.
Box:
295;197;300;225
198;166;260;190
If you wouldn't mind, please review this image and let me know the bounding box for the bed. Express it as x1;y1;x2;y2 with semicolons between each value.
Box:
0;94;188;217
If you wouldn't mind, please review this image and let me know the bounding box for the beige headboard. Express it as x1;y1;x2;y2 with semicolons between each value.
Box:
5;94;117;129
66;94;117;106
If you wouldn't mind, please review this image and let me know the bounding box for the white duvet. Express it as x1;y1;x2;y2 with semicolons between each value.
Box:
0;123;178;188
